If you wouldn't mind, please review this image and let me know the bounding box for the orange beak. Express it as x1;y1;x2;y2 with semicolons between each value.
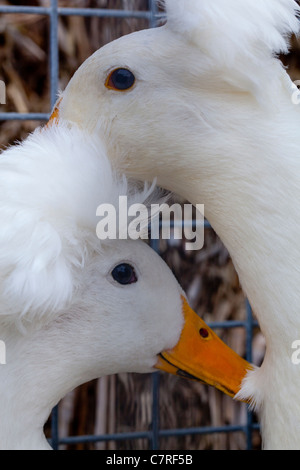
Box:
46;98;62;128
155;297;252;399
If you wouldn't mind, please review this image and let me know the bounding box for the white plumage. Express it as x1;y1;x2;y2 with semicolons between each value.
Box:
0;123;183;449
51;0;300;450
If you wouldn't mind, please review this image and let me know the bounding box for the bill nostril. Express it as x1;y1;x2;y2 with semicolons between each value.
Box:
199;328;209;338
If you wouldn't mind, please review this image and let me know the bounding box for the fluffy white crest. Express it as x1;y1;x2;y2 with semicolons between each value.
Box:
163;0;300;100
0;122;160;324
164;0;300;56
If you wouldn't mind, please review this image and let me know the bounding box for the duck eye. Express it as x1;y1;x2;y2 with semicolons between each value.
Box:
105;68;135;91
111;263;137;285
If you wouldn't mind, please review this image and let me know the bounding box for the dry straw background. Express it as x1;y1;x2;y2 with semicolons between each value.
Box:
1;0;299;451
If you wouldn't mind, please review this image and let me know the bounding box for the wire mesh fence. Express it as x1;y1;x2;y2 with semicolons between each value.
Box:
0;0;260;450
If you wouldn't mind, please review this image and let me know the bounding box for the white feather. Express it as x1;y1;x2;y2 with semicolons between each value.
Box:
163;0;300;101
0;123;160;323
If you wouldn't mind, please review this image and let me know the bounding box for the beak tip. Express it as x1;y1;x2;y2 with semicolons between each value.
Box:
156;297;253;400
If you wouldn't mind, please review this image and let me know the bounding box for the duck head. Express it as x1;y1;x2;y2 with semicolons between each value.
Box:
0;235;250;450
5;238;250;401
87;239;251;399
50;0;300;196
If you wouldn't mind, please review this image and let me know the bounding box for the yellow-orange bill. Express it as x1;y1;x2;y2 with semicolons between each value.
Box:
46;98;62;128
155;296;252;399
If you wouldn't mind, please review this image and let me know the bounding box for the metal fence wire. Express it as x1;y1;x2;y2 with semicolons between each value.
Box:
0;0;259;450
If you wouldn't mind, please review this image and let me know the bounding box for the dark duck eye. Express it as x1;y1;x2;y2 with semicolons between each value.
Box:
111;263;138;285
105;68;136;91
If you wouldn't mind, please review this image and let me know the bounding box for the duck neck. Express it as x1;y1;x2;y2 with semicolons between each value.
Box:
0;333;54;449
163;89;300;342
0;319;94;450
246;351;300;449
0;362;53;450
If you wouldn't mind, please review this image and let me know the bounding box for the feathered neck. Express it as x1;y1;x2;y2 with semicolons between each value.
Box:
0;312;102;450
160;81;300;449
0;326;60;449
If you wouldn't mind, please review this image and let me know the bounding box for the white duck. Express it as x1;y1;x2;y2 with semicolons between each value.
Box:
48;0;300;450
0;123;249;450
